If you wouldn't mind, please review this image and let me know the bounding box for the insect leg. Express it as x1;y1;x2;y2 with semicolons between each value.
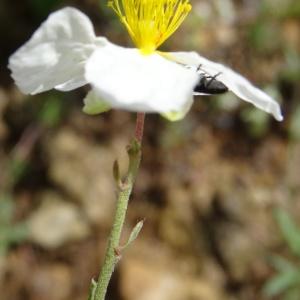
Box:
206;72;222;88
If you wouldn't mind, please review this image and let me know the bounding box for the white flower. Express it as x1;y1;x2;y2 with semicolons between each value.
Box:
8;3;283;121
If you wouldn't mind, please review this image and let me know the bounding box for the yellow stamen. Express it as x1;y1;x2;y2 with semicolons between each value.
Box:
108;0;192;54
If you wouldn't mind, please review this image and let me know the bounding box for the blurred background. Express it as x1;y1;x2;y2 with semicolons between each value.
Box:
0;0;300;299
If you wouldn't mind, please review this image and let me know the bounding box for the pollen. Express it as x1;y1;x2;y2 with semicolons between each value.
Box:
108;0;191;55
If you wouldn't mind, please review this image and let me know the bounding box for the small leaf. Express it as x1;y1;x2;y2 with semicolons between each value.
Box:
8;223;28;243
268;255;296;273
121;220;144;250
285;287;300;300
289;104;300;141
39;96;63;127
274;209;300;256
263;270;300;297
113;160;120;183
240;107;270;138
0;195;14;225
88;279;97;300
9;158;28;185
128;220;144;245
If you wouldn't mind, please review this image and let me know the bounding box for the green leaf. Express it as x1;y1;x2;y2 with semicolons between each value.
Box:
289;105;300;141
263;270;300;297
39;96;63;127
240;107;270;138
88;279;97;300
0;195;14;225
275;209;300;256
8;224;28;243
113;160;121;185
121;220;144;250
269;255;296;273
9;158;28;185
285;287;300;300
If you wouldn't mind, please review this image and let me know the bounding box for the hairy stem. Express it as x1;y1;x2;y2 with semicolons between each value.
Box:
92;113;145;300
135;112;145;143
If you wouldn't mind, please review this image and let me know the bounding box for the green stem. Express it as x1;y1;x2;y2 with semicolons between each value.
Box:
92;113;145;300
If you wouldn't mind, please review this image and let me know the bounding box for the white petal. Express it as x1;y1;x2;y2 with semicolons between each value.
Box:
8;7;104;95
83;89;111;115
55;76;88;92
167;51;283;121
85;42;198;114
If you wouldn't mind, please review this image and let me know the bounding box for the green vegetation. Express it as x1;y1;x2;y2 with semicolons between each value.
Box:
264;209;300;300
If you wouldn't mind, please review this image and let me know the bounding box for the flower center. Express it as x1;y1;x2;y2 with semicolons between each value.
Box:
108;0;192;55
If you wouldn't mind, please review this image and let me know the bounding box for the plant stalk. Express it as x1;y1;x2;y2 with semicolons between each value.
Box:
92;113;145;300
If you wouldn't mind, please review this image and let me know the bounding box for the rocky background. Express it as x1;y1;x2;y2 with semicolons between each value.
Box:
0;0;300;299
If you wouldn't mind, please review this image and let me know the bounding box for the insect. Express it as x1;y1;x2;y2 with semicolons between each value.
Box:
193;65;228;95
